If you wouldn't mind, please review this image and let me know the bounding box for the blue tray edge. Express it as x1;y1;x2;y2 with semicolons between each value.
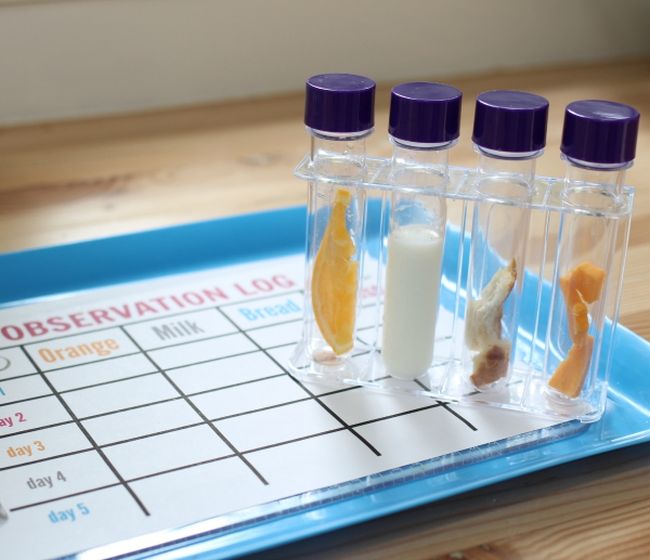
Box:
1;206;648;559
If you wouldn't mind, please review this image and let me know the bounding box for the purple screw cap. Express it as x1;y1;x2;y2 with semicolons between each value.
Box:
389;82;462;144
472;90;549;153
304;73;375;134
561;100;640;165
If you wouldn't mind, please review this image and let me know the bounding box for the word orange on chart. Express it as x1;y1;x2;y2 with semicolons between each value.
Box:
548;262;606;398
312;189;358;356
38;338;121;364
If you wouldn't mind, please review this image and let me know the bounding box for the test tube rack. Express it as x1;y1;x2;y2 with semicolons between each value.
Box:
290;155;634;423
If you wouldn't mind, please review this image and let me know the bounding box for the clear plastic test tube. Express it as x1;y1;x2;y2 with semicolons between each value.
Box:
545;100;639;405
299;74;375;368
464;90;549;390
381;82;462;380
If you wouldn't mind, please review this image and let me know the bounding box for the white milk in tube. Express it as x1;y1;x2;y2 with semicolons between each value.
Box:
382;224;443;379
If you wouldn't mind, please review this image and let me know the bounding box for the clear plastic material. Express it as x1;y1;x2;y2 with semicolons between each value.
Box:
460;147;538;394
542;157;633;420
290;129;371;377
380;139;450;383
291;155;634;423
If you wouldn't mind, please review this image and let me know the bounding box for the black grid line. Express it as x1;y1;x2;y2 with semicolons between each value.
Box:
0;447;95;471
101;422;208;449
15;330;266;376
139;332;239;352
352;403;443;428
0;322;476;458
34;351;144;373
162;348;261;372
1;289;489;516
185;372;287;397
3;386;474;510
288;376;383;456
0;353;359;412
58;370;159;395
411;370;478;431
18;347;150;516
211;396;314;422
317;384;363;397
126;453;237;483
9;483;121;512
244;317;302;332
0;392;52;407
79;396;184;421
0;383;344;463
4;383;436;467
0;419;76;440
118;326;269;486
2;368;317;428
0;372;41;384
213;307;382;457
242;428;346;455
440;403;478;431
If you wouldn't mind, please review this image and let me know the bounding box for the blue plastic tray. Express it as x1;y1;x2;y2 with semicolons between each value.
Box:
1;206;649;559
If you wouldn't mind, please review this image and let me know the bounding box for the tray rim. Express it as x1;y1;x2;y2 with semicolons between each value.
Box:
0;206;647;560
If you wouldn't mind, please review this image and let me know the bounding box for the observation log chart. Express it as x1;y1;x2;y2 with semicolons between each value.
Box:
0;254;559;559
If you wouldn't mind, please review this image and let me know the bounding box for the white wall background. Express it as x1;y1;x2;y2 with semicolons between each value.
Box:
1;0;649;125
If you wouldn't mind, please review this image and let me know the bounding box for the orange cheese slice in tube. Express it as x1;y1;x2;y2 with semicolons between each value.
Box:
549;262;606;398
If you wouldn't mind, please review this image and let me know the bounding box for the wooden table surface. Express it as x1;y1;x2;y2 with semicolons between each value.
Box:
1;58;648;559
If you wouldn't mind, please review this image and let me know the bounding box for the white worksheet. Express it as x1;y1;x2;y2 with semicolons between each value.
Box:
0;254;558;559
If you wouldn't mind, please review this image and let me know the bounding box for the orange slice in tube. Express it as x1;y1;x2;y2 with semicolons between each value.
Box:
311;189;358;355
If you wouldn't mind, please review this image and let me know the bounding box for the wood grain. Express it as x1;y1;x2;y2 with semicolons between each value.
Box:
0;57;649;559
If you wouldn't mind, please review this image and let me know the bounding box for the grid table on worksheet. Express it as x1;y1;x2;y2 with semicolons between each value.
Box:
0;255;558;560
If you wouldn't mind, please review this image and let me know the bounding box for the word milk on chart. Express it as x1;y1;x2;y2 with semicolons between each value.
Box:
0;254;558;560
